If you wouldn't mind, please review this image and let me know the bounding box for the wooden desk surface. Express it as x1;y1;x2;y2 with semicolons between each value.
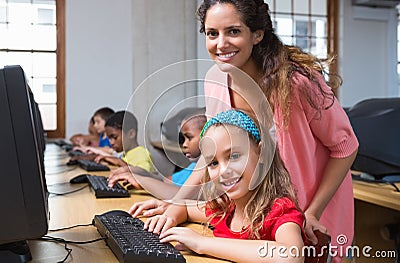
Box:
352;178;400;263
352;179;400;212
30;144;225;262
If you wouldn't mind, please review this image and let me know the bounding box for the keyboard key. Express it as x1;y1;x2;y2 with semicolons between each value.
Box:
87;175;129;198
68;150;86;157
78;159;110;171
93;211;186;263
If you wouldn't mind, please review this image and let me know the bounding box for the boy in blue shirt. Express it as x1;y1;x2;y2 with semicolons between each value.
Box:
171;110;206;186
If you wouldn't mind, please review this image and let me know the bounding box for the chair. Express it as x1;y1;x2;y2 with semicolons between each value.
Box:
161;107;206;144
304;230;331;263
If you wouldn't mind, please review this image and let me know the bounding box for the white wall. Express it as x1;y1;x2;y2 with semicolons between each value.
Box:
65;0;200;144
65;0;133;138
130;0;199;145
339;0;399;107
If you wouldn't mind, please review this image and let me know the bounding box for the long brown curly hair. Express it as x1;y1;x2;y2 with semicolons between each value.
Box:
197;0;341;125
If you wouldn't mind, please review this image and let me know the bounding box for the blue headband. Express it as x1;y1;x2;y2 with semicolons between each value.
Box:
200;109;261;142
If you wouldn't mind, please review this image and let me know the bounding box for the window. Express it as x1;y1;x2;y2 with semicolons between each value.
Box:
265;0;337;62
265;0;338;94
0;0;65;138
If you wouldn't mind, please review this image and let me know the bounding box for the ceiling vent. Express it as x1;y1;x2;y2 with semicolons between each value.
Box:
352;0;400;8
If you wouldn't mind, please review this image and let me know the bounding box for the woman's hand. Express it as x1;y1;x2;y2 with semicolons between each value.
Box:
129;199;170;218
304;211;329;245
144;214;177;234
159;227;206;254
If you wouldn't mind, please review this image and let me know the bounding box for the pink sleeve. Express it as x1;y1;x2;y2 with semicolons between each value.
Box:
292;73;359;158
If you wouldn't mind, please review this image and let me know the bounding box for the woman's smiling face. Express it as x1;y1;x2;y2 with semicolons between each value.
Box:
204;3;261;73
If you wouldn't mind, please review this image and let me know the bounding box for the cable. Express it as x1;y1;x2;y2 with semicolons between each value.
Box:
40;235;106;245
389;182;400;192
59;242;72;263
48;185;89;196
49;223;93;232
35;235;107;263
352;174;400;192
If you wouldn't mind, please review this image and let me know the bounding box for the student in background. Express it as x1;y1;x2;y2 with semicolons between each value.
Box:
94;111;154;172
148;109;304;263
69;116;99;147
73;107;115;155
106;109;207;189
93;107;115;148
171;109;207;186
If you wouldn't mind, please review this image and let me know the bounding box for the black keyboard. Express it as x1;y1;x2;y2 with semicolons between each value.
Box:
54;139;69;147
62;144;73;152
68;150;86;157
93;210;186;263
54;140;73;151
78;159;110;171
87;175;130;198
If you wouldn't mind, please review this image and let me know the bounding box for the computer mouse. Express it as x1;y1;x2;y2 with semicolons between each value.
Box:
100;209;132;218
382;175;400;183
66;159;79;166
69;174;90;184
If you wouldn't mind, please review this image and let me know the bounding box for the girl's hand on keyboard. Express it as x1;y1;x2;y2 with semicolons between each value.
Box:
159;227;206;254
144;214;177;235
129;199;169;218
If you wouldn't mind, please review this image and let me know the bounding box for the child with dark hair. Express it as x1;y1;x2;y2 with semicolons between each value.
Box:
94;111;154;172
72;107;115;154
93;107;115;147
70;116;99;147
172;109;207;186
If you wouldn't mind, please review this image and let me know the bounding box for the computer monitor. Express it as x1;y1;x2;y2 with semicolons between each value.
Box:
0;65;49;262
346;98;400;178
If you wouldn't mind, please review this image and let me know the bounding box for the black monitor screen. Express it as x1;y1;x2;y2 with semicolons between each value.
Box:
0;65;49;261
